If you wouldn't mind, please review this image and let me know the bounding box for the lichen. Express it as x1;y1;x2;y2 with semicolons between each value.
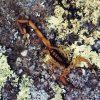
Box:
17;75;31;100
50;84;62;100
0;53;13;90
46;0;100;70
17;75;49;100
46;0;100;40
71;44;100;68
30;86;49;100
0;0;100;99
46;5;68;40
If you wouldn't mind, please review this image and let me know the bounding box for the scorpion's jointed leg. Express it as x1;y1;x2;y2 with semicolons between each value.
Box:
16;20;29;34
16;19;52;49
59;68;71;85
59;56;92;85
73;56;92;68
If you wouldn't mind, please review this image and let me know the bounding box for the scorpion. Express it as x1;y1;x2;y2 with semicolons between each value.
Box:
16;19;92;85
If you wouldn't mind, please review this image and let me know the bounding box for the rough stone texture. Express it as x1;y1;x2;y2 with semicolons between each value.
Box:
0;0;100;100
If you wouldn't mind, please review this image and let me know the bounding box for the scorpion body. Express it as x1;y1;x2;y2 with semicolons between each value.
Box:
49;48;70;67
16;19;92;85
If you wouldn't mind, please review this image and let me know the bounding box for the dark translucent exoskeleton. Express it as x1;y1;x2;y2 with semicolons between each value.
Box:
49;48;70;67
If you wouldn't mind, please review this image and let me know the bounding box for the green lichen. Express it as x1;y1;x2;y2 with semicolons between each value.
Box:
0;53;13;90
46;0;100;39
46;0;100;69
17;75;31;100
46;5;68;40
71;44;100;68
50;84;62;100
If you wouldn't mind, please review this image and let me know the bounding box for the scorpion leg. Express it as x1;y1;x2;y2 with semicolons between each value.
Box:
16;19;29;34
28;20;52;49
59;56;91;85
59;67;71;85
73;56;92;68
17;19;52;49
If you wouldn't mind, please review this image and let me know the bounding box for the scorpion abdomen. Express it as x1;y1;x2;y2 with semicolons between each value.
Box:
50;48;70;67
